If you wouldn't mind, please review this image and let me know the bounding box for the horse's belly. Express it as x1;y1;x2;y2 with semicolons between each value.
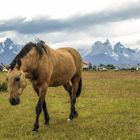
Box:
49;81;64;87
49;72;75;87
49;79;69;87
48;53;77;87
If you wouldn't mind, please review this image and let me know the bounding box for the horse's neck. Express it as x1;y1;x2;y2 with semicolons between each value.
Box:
21;50;39;74
21;58;39;80
21;46;53;80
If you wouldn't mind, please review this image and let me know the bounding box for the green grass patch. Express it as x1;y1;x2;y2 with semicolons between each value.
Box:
0;71;140;140
0;81;7;92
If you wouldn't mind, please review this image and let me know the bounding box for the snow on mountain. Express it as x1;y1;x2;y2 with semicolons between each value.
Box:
0;38;22;64
113;42;137;64
79;39;140;65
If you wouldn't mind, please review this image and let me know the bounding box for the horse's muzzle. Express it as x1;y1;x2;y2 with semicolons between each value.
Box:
9;97;20;106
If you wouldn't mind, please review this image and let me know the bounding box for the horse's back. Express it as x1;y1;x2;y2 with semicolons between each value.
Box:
48;47;82;87
56;47;83;72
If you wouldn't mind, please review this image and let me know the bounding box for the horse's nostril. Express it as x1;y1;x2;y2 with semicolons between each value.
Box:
15;97;20;104
9;98;14;105
9;97;20;105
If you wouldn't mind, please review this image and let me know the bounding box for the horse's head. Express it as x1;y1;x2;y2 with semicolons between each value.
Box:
6;63;27;106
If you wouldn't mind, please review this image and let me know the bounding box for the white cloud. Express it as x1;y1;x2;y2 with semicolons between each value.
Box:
0;0;137;20
0;0;108;19
0;0;140;49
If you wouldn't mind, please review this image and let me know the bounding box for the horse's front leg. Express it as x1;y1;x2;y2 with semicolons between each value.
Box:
32;82;50;126
32;84;48;132
32;98;42;132
42;100;50;125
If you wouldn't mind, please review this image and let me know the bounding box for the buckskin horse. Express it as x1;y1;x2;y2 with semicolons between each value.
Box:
6;40;83;132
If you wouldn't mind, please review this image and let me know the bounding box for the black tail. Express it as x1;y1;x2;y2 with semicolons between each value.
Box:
76;77;82;97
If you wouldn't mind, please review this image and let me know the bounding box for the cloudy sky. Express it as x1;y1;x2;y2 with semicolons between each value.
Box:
0;0;140;49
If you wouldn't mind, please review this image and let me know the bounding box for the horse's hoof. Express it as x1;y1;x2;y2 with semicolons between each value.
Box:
67;118;72;123
74;111;78;118
32;130;38;135
44;122;49;127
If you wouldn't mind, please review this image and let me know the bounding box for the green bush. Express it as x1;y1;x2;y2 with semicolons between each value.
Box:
0;81;7;92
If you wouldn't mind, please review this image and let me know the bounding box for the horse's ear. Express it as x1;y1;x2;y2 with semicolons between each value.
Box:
16;60;22;69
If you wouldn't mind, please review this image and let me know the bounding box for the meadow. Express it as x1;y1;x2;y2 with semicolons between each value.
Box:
0;71;140;140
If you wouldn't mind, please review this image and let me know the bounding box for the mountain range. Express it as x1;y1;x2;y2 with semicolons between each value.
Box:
79;39;140;65
0;38;140;65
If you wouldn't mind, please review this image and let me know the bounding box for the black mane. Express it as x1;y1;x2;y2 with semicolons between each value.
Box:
10;40;46;70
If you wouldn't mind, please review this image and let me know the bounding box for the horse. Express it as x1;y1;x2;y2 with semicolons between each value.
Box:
6;40;83;132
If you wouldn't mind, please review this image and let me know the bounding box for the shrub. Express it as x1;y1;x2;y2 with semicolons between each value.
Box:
0;81;7;92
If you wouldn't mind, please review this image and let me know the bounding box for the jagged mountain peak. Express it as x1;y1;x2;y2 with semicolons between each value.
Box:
103;39;112;51
114;42;125;49
92;41;103;50
4;38;13;44
103;39;110;45
83;39;140;65
94;41;103;45
93;39;112;49
91;39;113;56
0;38;22;64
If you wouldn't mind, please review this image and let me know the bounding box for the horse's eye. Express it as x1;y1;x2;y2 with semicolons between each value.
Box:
15;77;20;81
6;78;8;81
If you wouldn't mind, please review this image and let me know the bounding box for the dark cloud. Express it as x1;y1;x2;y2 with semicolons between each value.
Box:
0;3;140;34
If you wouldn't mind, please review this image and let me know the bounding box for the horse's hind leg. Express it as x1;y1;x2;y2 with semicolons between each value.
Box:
63;82;72;98
32;83;50;126
68;76;80;120
63;82;78;121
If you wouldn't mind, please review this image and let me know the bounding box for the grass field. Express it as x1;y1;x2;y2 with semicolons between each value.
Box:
0;71;140;140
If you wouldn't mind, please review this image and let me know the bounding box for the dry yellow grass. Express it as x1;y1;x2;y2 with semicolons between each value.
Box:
0;71;140;140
